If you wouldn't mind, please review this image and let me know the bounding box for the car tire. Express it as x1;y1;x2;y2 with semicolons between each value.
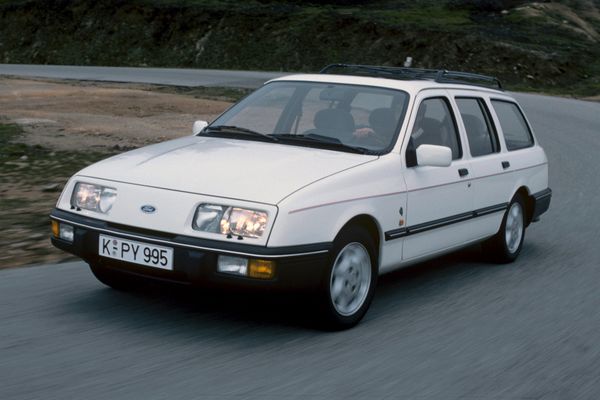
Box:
89;263;139;291
317;225;378;330
483;194;526;264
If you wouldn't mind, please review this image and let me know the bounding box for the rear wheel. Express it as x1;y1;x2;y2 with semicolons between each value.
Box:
318;226;378;330
483;194;526;263
89;263;139;291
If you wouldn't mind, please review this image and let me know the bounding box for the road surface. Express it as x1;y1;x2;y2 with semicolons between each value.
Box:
0;64;285;88
1;65;600;399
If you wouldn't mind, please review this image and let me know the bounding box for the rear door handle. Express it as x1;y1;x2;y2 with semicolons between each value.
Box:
502;161;510;169
458;168;469;177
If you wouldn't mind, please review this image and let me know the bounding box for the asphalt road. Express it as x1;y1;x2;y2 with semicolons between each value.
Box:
0;64;286;88
2;66;600;399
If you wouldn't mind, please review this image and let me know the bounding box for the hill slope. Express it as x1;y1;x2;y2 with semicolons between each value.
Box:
0;0;599;95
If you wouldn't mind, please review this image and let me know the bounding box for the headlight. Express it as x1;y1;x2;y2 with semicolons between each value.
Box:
193;204;268;238
71;182;117;213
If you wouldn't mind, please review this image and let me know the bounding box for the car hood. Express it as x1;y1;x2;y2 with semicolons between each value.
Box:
77;136;377;205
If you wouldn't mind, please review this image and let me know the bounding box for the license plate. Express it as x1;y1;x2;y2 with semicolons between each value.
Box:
98;234;174;270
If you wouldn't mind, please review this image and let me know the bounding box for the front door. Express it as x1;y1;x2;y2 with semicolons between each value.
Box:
399;91;475;261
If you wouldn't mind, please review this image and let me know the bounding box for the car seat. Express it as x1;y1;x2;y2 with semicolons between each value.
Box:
369;108;396;140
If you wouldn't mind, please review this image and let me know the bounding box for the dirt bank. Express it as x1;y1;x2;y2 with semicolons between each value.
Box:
0;77;233;268
0;78;232;152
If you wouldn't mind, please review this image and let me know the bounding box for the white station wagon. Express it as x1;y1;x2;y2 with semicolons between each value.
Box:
51;64;551;329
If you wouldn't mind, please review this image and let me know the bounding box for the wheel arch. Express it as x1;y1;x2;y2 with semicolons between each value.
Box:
335;214;382;267
513;186;535;226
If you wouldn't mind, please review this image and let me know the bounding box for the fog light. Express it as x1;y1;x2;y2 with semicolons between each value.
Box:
51;220;59;237
248;259;275;279
217;255;248;276
59;223;74;242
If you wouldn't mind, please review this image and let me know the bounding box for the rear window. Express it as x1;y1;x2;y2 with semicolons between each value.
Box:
491;100;534;151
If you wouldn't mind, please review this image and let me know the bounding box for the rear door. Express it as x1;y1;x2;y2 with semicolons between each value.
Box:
450;92;511;239
399;90;475;261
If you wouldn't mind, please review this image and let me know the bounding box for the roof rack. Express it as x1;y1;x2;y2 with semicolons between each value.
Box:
319;63;503;90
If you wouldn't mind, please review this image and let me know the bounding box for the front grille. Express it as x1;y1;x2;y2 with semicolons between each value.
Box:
106;222;178;240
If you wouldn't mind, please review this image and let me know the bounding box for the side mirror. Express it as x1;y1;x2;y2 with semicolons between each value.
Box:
416;144;452;167
192;120;209;135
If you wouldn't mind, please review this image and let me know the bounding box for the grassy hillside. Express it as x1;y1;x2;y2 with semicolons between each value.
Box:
1;0;599;95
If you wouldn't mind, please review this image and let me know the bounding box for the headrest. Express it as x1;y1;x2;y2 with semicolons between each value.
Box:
369;108;396;133
314;108;355;133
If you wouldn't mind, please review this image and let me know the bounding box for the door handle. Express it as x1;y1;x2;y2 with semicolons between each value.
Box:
458;168;469;177
502;161;510;169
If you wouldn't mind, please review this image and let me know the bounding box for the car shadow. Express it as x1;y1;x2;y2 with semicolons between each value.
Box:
60;242;540;336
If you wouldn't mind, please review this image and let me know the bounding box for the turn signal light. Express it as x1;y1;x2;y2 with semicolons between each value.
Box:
51;220;59;237
248;259;275;279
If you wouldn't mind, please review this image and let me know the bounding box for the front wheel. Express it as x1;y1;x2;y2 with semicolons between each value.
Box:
318;226;378;330
483;194;526;263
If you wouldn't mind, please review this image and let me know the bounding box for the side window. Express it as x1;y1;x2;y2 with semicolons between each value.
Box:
491;100;534;151
407;97;461;166
456;98;499;157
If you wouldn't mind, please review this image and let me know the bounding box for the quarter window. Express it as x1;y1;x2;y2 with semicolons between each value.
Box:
407;97;462;166
456;98;499;157
491;100;534;151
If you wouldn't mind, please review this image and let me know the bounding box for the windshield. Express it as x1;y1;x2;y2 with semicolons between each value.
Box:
204;81;409;154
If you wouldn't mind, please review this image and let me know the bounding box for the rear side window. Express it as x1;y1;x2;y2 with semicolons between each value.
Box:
491;100;534;151
456;98;499;157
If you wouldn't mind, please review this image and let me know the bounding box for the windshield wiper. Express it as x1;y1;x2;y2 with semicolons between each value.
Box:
271;134;370;154
204;125;279;142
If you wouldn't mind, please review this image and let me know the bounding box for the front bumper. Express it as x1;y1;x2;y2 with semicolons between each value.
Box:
50;208;331;291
